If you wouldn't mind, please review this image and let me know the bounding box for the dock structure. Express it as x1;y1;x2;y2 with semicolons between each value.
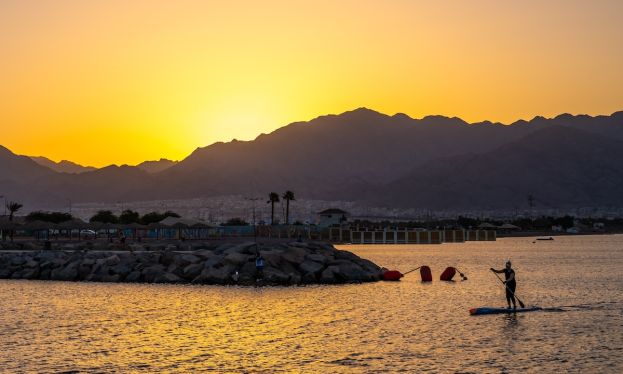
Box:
328;227;495;244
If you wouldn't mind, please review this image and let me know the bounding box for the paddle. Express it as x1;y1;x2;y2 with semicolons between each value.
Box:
491;270;525;308
402;266;421;276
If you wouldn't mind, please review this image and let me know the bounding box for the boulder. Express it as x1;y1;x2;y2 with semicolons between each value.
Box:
21;267;40;279
281;247;307;264
10;256;26;266
305;253;327;264
50;258;68;269
301;271;317;284
334;262;367;282
299;260;324;275
77;263;93;280
236;262;259;284
100;274;121;282
334;250;360;262
166;263;185;278
154;272;183;283
24;260;39;268
51;260;80;281
136;252;160;264
81;258;96;266
203;255;224;269
128;244;143;252
182;263;203;280
319;265;340;284
193;249;217;260
111;263;133;277
223;242;256;255
224;252;251;266
159;251;176;266
214;243;234;254
260;250;283;267
142;265;166;283
103;255;121;266
36;251;58;262
0;268;13;278
174;254;201;267
39;268;51;280
125;271;142;282
263;266;291;284
193;264;236;285
356;258;382;276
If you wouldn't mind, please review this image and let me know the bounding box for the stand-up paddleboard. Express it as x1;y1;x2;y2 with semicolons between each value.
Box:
469;306;542;315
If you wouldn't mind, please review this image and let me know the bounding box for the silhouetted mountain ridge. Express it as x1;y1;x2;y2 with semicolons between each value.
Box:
374;126;623;209
30;156;97;174
1;108;622;211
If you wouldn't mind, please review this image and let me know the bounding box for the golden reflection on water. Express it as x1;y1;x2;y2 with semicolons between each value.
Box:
0;235;622;372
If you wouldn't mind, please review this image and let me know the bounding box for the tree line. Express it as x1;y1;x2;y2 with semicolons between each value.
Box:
9;209;181;225
88;210;180;224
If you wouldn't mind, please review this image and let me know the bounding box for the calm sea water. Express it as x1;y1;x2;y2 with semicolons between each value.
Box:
1;235;622;373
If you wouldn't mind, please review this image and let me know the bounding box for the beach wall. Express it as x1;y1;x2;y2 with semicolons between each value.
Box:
0;241;382;285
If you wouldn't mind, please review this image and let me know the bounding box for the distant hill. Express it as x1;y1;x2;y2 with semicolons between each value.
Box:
135;159;177;174
373;126;623;209
0;146;58;208
1;146;54;182
30;156;97;174
1;108;623;211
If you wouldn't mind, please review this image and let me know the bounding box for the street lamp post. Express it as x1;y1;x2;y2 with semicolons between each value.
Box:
246;197;261;250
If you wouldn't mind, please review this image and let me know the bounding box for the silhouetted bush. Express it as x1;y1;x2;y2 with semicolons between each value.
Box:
26;211;72;223
89;210;119;224
222;218;249;226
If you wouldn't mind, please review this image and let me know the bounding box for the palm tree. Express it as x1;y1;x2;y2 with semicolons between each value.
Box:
282;191;295;225
267;192;280;225
6;201;23;242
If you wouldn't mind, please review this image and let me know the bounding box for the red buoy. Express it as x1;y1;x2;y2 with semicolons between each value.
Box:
440;266;457;281
382;270;404;281
420;266;432;282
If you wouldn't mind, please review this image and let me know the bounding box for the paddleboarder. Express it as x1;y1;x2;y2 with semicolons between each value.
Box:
490;260;516;309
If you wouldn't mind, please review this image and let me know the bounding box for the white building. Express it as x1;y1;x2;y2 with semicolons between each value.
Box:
317;209;350;228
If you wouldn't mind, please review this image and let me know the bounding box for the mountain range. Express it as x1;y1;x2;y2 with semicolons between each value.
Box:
29;156;177;175
1;107;622;212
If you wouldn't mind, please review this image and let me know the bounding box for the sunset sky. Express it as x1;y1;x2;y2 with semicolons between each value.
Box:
2;0;622;167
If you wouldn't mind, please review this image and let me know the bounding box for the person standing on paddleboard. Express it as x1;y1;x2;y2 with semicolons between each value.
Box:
491;260;517;309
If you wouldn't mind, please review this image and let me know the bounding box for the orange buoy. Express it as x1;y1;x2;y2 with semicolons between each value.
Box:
440;266;457;281
382;270;404;281
420;266;432;282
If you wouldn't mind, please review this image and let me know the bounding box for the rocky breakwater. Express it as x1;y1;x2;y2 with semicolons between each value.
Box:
0;241;382;285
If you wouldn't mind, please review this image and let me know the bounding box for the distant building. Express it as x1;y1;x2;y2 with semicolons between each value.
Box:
317;209;350;227
498;223;521;231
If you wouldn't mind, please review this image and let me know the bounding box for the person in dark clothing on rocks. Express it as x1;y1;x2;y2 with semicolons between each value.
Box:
491;260;517;309
255;252;265;281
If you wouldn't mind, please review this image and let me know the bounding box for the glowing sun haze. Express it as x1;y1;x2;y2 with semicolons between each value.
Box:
1;0;622;167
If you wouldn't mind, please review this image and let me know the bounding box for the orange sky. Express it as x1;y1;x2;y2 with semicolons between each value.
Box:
1;0;622;167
